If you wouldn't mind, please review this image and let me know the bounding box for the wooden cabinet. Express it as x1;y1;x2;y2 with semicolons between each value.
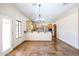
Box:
47;23;52;29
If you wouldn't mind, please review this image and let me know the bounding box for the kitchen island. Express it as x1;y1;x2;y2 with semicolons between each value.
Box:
25;31;52;41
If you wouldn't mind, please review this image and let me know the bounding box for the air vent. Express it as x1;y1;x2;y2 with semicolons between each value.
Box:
62;3;69;5
32;3;37;6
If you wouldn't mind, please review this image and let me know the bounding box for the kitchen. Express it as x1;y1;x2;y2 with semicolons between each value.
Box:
25;19;56;41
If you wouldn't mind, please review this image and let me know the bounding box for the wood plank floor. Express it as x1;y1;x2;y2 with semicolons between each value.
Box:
7;39;78;56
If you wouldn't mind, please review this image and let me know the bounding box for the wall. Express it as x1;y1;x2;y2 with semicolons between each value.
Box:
0;4;27;55
78;8;79;50
56;8;78;49
0;16;2;55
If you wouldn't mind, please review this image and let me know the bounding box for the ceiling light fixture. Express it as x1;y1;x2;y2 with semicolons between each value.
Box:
32;3;45;23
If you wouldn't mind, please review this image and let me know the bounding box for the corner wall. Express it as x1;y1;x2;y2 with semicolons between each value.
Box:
0;4;27;55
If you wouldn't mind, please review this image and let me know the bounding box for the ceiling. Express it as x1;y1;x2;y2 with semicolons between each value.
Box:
14;3;78;22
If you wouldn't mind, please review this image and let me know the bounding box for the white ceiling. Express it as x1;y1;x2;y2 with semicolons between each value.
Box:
14;3;78;22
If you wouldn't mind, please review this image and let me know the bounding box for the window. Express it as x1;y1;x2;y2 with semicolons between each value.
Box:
16;20;22;39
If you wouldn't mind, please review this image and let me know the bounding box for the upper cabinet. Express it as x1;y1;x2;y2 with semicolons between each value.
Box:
26;20;33;31
47;23;52;30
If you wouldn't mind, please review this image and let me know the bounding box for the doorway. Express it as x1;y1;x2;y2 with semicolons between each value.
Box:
1;16;12;55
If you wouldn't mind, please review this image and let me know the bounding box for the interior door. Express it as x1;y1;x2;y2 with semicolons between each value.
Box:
2;17;12;55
